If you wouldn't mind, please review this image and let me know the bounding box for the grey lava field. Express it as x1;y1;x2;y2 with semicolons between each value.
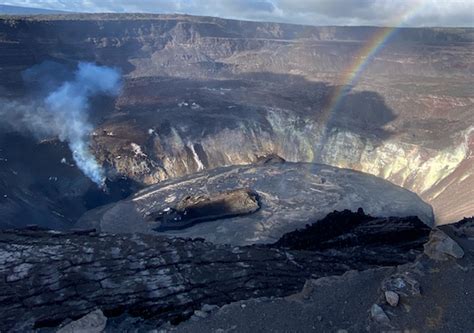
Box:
0;10;474;333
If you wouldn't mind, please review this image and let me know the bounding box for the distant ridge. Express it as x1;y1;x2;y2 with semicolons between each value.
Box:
0;4;70;15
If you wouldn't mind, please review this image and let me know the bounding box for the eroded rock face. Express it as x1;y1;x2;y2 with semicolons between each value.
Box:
80;163;434;245
0;210;431;331
274;209;431;265
173;217;474;333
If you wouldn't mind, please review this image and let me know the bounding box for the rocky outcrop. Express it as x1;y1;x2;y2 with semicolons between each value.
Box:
444;216;474;238
149;188;260;231
275;209;431;265
173;218;474;333
80;162;434;245
0;211;431;331
424;228;465;260
255;154;286;165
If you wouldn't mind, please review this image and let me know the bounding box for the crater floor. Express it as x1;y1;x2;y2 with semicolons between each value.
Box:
81;162;434;245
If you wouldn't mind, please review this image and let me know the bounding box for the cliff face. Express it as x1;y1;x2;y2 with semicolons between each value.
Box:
0;15;473;225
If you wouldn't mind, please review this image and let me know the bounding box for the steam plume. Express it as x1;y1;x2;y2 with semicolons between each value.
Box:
0;62;122;186
45;62;121;185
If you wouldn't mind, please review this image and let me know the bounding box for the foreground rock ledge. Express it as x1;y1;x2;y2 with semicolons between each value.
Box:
0;211;430;331
174;218;474;333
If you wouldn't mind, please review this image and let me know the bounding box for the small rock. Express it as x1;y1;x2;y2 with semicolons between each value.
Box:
286;279;314;301
457;264;469;272
57;309;107;333
424;229;464;261
385;291;399;307
317;315;323;322
240;303;247;309
201;304;219;312
193;310;208;319
370;304;390;325
382;274;421;297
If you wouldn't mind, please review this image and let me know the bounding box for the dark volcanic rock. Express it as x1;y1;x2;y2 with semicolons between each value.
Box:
275;209;431;266
150;188;260;231
423;228;465;261
80;162;433;245
255;154;286;165
0;211;431;331
174;218;474;333
445;216;474;238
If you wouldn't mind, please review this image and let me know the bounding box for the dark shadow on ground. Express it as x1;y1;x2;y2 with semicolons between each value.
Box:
110;72;397;142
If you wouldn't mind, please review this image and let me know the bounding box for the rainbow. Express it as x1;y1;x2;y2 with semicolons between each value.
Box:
326;26;398;113
326;0;426;113
315;0;426;160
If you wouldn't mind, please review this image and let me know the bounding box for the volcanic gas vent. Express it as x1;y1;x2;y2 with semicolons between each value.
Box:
0;61;122;186
149;188;260;231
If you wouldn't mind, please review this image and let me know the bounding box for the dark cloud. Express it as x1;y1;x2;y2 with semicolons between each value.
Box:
3;0;473;27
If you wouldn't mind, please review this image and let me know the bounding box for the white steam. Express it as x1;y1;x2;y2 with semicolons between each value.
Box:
44;63;121;185
0;62;122;186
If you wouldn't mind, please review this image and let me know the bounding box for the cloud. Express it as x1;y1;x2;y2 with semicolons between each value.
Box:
2;0;474;27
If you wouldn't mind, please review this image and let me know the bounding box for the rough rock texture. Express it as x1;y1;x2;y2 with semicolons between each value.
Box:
80;163;434;245
424;228;465;260
0;211;431;332
384;290;399;307
0;15;472;228
447;216;474;238
173;220;474;333
57;310;107;333
370;304;390;325
274;208;431;256
150;188;260;231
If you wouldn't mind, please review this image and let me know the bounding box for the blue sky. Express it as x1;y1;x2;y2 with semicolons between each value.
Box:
2;0;473;27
